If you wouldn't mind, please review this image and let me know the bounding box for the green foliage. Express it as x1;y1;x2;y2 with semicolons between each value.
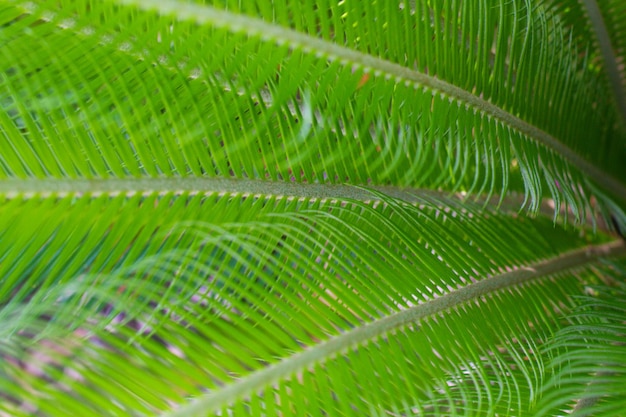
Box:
1;0;626;415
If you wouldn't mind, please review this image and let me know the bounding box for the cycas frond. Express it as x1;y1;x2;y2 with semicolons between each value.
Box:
544;0;626;128
2;191;625;416
2;0;625;213
537;265;626;416
1;0;626;416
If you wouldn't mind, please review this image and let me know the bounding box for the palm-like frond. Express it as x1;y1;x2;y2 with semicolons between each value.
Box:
537;268;626;416
1;0;626;416
2;191;624;416
544;0;626;126
4;1;626;207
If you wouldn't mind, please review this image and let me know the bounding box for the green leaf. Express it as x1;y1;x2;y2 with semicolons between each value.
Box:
2;1;626;416
538;267;626;416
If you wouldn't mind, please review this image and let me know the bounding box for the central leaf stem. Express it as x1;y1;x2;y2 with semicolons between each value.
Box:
0;177;603;227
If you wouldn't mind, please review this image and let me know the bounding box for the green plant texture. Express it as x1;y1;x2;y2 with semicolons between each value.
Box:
1;0;626;416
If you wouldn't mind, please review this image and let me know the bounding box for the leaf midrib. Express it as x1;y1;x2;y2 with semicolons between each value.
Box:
162;239;626;417
1;177;604;227
115;0;626;201
0;177;443;201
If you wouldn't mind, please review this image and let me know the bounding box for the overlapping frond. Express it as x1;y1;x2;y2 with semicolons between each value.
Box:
2;0;626;416
544;0;626;128
1;191;623;416
537;264;626;416
1;0;625;214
